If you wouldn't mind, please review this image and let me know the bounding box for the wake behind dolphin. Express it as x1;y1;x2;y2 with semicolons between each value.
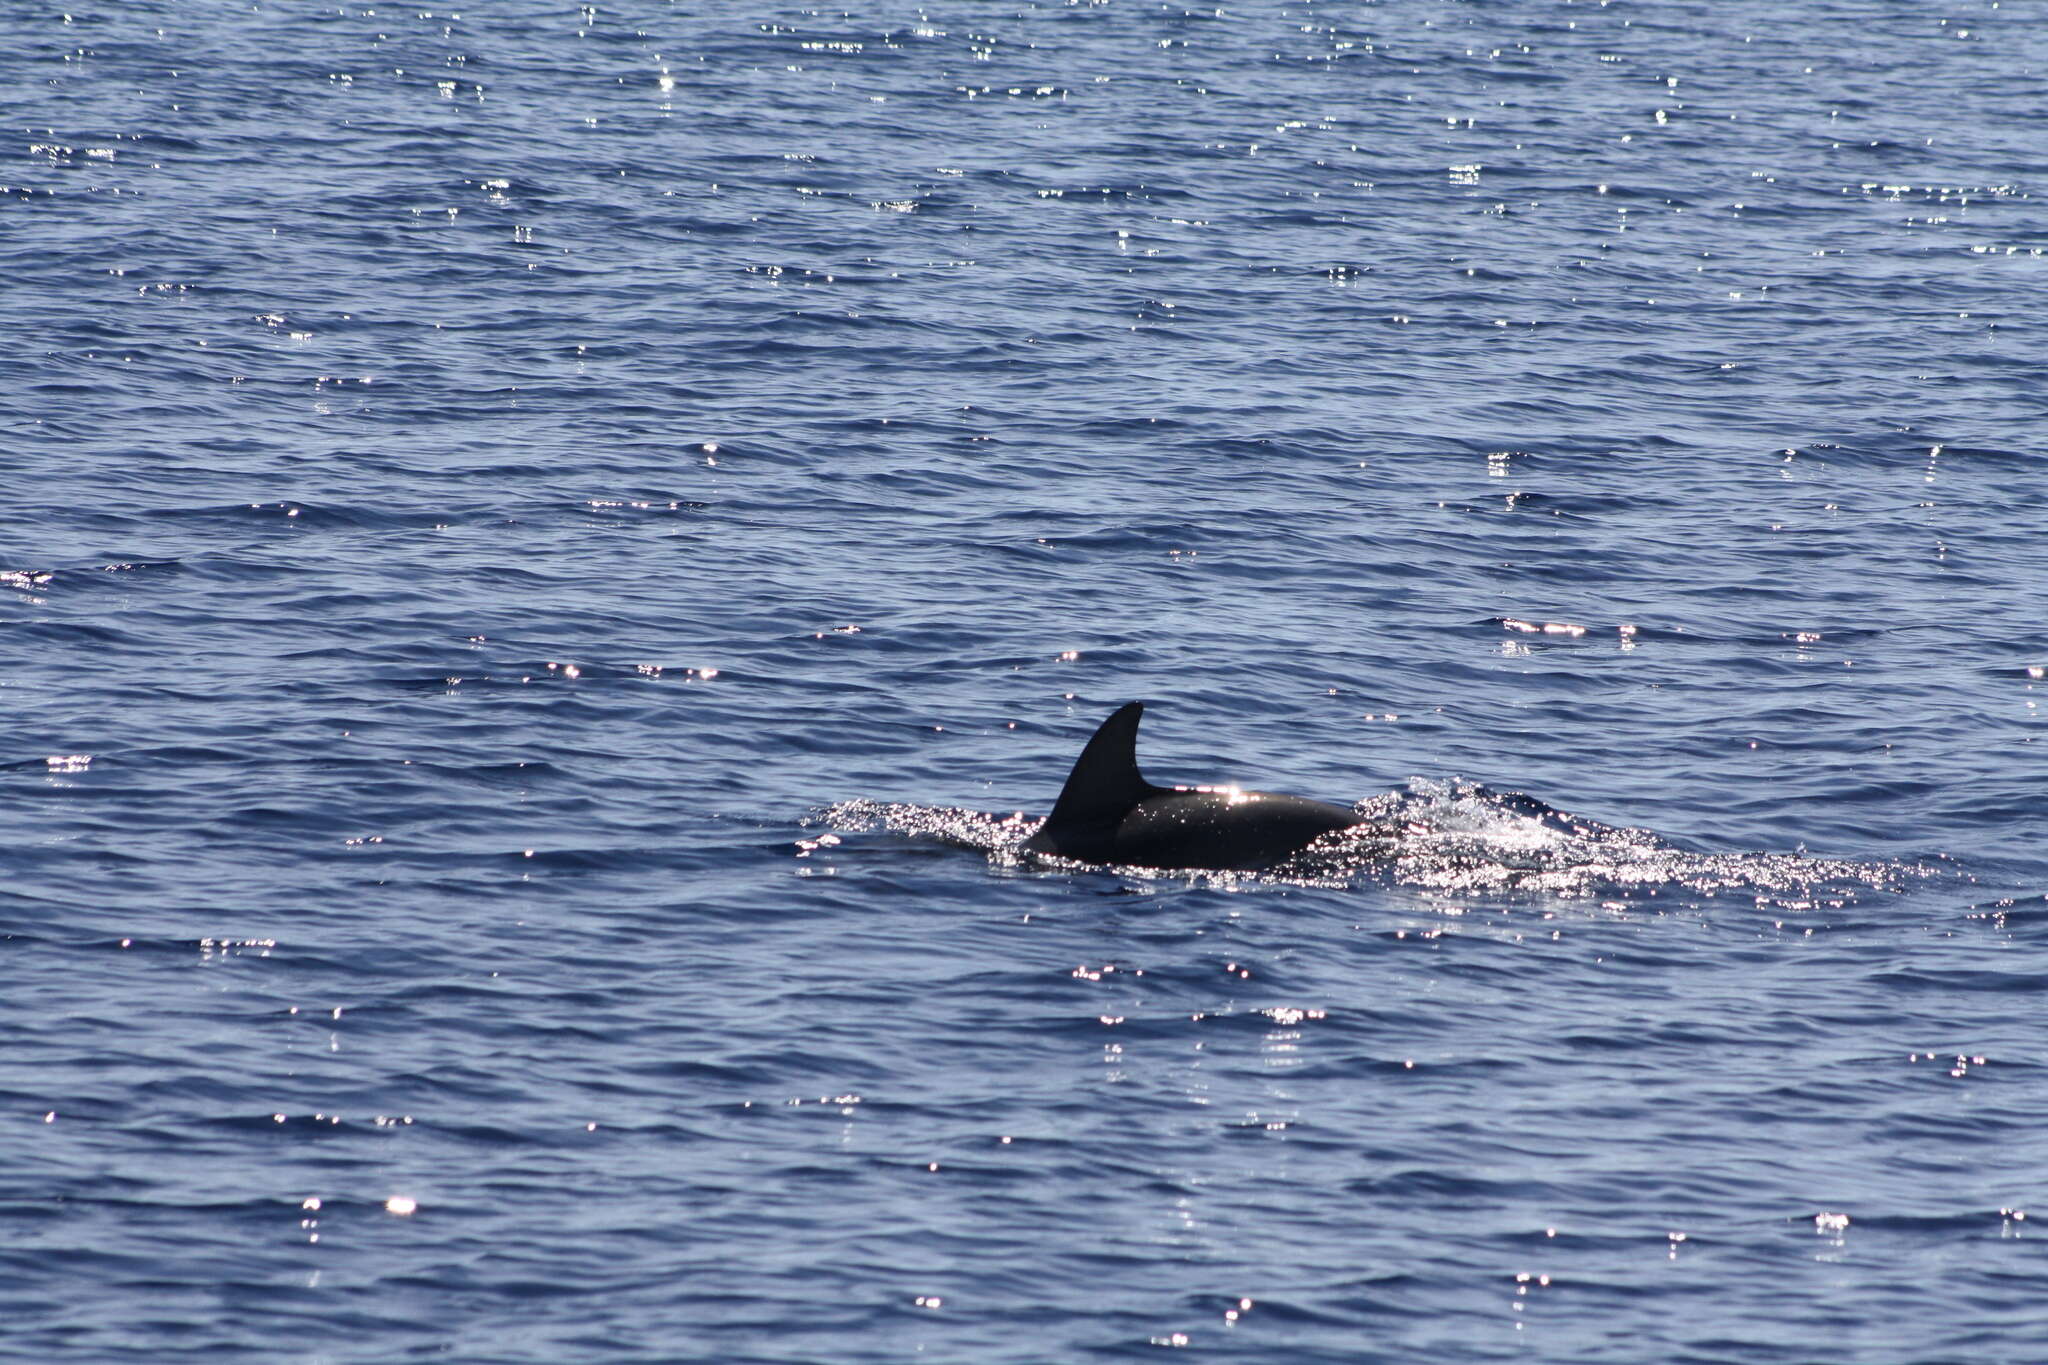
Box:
1020;701;1367;870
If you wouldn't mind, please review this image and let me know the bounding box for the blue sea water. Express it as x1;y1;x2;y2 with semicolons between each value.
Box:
4;0;2047;1358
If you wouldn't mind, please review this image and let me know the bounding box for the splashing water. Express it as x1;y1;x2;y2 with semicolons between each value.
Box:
1325;779;1925;907
815;778;1927;908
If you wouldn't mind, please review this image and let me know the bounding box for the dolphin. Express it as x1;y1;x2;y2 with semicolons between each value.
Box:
1019;702;1367;870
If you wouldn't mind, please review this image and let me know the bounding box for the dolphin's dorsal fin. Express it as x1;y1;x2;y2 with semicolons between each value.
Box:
1038;702;1159;838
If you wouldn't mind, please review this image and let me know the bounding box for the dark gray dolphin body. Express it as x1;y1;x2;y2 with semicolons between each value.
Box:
1019;702;1365;870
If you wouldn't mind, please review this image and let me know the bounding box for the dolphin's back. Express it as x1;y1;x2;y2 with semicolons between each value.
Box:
1021;702;1363;870
1110;787;1361;869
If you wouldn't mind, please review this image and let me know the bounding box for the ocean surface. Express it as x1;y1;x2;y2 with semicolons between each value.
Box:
4;0;2046;1359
